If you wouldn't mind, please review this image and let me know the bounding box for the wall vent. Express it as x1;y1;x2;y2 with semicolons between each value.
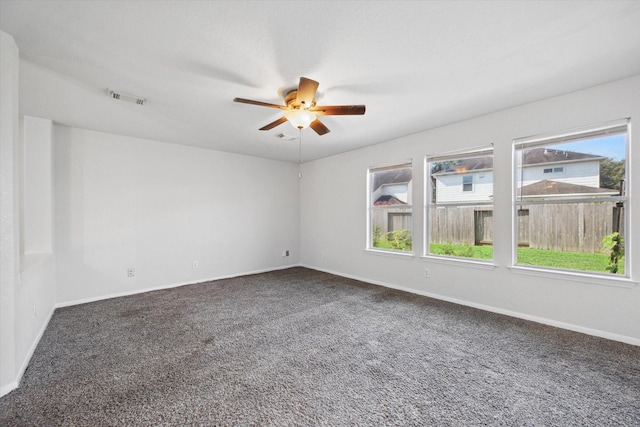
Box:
108;89;146;105
275;133;297;141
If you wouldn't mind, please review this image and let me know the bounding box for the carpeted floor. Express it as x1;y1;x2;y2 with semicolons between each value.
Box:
1;267;639;426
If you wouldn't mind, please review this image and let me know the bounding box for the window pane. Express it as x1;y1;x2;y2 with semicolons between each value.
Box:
369;164;412;252
371;206;412;251
516;201;625;275
427;152;493;261
428;205;493;260
462;175;473;192
514;123;627;276
516;133;626;201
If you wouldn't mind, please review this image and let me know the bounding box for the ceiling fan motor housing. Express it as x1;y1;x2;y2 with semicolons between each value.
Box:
285;90;316;110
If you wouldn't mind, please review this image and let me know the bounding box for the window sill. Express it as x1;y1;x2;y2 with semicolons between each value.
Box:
509;265;637;288
420;255;496;270
364;248;415;259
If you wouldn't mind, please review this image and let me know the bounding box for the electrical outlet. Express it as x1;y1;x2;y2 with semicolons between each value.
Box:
192;260;199;268
282;250;290;257
127;268;135;277
424;268;430;278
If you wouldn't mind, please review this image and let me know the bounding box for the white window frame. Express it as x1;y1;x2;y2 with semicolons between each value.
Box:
512;118;631;280
366;160;414;256
424;147;494;263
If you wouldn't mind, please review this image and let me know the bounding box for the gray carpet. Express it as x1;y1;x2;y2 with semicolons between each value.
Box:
1;267;639;426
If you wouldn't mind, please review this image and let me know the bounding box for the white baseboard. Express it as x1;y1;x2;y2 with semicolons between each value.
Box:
0;305;56;398
0;380;18;398
55;264;299;309
17;306;56;382
300;264;640;347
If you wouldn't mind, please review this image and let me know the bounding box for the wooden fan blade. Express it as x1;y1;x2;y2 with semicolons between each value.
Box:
259;116;288;131
310;119;330;135
296;77;319;108
311;105;366;116
234;97;287;110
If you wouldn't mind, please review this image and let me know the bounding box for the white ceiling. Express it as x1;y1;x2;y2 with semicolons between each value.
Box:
2;1;640;163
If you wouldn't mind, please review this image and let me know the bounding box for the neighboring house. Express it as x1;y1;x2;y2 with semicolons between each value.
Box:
432;148;613;204
371;168;412;205
519;147;606;189
431;156;493;204
430;148;620;250
371;168;412;235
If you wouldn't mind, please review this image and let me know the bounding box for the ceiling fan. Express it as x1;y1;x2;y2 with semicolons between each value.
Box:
233;77;365;135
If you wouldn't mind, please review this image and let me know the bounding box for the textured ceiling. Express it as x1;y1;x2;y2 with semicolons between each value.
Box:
2;1;640;162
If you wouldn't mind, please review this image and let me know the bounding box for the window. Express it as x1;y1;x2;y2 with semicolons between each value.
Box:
368;162;412;252
543;167;565;173
514;119;629;277
426;148;493;261
462;175;473;191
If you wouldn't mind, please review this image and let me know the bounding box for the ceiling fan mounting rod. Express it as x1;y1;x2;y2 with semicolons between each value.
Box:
284;90;316;110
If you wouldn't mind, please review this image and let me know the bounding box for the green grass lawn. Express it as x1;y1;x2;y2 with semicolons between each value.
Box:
374;240;409;251
429;243;493;260
429;243;624;275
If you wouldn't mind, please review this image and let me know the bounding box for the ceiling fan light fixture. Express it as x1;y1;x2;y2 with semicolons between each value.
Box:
285;109;316;130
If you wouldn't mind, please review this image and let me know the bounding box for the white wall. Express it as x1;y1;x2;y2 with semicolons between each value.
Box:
1;34;57;398
54;126;300;305
15;254;55;386
21;116;54;256
300;74;640;344
0;30;20;396
14;115;57;396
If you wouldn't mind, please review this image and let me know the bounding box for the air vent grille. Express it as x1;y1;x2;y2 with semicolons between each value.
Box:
275;133;297;141
108;89;146;105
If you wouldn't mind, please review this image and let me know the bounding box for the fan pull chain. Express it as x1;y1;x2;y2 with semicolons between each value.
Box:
298;128;302;179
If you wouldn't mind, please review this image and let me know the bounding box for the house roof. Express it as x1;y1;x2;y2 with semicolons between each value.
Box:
372;168;412;192
433;148;603;175
521;147;604;166
517;179;617;197
374;195;407;206
432;157;493;174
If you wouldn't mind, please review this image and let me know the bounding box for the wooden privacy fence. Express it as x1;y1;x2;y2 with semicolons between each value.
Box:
372;207;412;236
429;202;622;253
429;206;477;246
